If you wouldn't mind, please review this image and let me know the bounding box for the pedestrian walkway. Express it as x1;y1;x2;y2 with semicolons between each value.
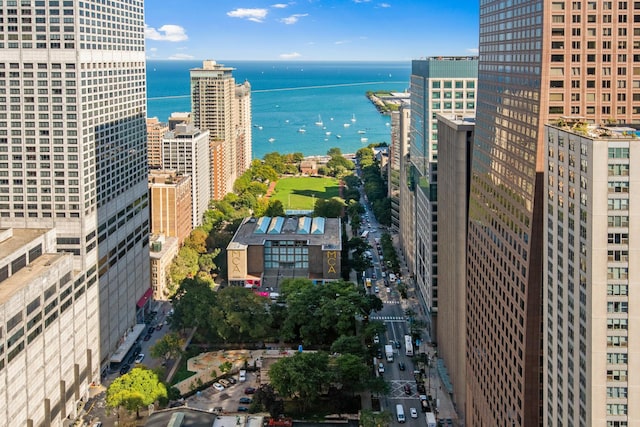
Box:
370;315;406;322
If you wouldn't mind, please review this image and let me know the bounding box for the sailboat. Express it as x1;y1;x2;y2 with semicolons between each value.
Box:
351;114;356;123
315;115;323;126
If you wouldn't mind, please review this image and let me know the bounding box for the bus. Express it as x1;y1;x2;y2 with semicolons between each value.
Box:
360;230;369;239
404;335;414;357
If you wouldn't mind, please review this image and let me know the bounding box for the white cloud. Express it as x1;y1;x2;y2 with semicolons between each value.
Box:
353;0;372;3
467;48;479;54
145;24;188;42
149;47;158;52
279;52;302;59
168;53;195;60
334;40;351;45
227;8;268;23
280;13;308;24
271;3;289;8
379;2;391;7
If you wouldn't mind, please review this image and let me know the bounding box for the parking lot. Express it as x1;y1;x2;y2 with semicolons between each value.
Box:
185;370;260;413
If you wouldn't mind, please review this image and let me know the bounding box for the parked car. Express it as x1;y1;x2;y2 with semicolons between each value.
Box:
244;387;256;394
213;383;225;391
218;378;230;387
119;364;130;375
378;363;385;373
156;323;164;331
143;334;152;341
373;334;380;344
227;377;237;384
127;353;137;364
239;397;252;404
134;353;145;364
237;406;249;412
147;326;155;334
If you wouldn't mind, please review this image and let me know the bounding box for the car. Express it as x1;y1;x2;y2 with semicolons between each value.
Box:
147;326;155;334
227;377;237;384
244;387;256;394
404;384;411;395
378;363;385;373
373;334;380;344
143;334;152;341
213;382;225;391
372;272;377;279
394;341;401;349
218;378;230;387
239;397;252;404
237;406;249;412
156;323;164;331
386;287;391;293
92;422;103;427
398;361;406;371
134;353;145;364
376;350;383;359
410;408;418;418
119;364;130;375
444;419;453;426
374;286;379;293
127;353;137;364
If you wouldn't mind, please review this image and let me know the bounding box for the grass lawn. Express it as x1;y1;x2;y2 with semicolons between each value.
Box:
271;177;340;210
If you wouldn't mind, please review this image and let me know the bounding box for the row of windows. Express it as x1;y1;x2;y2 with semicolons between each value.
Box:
432;102;475;110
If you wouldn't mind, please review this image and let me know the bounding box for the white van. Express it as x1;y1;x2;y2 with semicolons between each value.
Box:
239;370;247;382
396;404;406;423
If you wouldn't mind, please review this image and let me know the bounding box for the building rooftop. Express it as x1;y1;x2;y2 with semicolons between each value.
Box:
0;252;68;305
149;235;179;260
549;119;640;140
0;228;48;258
231;216;341;250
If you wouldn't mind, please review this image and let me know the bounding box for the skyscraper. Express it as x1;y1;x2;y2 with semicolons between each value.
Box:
0;0;150;424
190;60;252;200
147;117;169;169
408;57;477;339
466;0;640;425
545;121;640;426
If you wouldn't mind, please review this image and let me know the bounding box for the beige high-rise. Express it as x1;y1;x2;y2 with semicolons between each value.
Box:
467;0;640;425
146;117;169;169
190;60;252;200
545;122;640;426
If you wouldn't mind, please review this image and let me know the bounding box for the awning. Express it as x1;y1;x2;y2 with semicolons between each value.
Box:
136;287;153;308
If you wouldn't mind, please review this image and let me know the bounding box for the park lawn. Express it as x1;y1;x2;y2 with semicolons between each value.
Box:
271;177;340;211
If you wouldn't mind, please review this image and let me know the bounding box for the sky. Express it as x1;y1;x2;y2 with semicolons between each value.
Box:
144;0;480;61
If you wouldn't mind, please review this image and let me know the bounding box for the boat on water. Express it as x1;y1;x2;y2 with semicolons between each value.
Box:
360;137;368;143
315;115;323;126
343;123;351;128
258;126;263;130
298;127;306;133
325;131;332;136
357;130;366;134
268;138;275;143
351;114;356;122
336;134;342;139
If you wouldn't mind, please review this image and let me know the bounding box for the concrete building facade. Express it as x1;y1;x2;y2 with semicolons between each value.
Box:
190;61;252;200
544;122;640;426
435;113;475;421
146;117;169;169
0;229;96;427
149;170;193;246
397;103;415;275
0;0;151;412
466;0;640;424
161;124;211;228
149;234;179;301
408;57;478;340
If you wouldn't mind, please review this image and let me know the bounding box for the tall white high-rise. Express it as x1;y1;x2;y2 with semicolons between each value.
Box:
0;0;150;425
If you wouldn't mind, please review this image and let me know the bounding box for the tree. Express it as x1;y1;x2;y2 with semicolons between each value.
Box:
314;197;345;218
268;351;331;412
330;335;368;359
209;286;271;341
331;353;371;395
360;409;393;427
168;246;200;292
184;228;208;253
170;277;216;332
149;332;184;363
265;199;285;217
106;367;167;418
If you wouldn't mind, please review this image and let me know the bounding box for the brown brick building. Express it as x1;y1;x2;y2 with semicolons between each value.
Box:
148;170;193;246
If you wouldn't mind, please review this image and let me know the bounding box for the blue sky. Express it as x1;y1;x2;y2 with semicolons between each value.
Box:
144;0;479;61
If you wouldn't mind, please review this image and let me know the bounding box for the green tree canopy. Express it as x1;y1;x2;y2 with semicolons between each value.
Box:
106;367;167;418
149;332;184;363
268;351;331;412
313;197;345;218
209;286;271;341
169;277;216;331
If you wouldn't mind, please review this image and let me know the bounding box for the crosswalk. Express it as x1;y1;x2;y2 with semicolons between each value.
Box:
383;300;401;305
370;315;406;321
